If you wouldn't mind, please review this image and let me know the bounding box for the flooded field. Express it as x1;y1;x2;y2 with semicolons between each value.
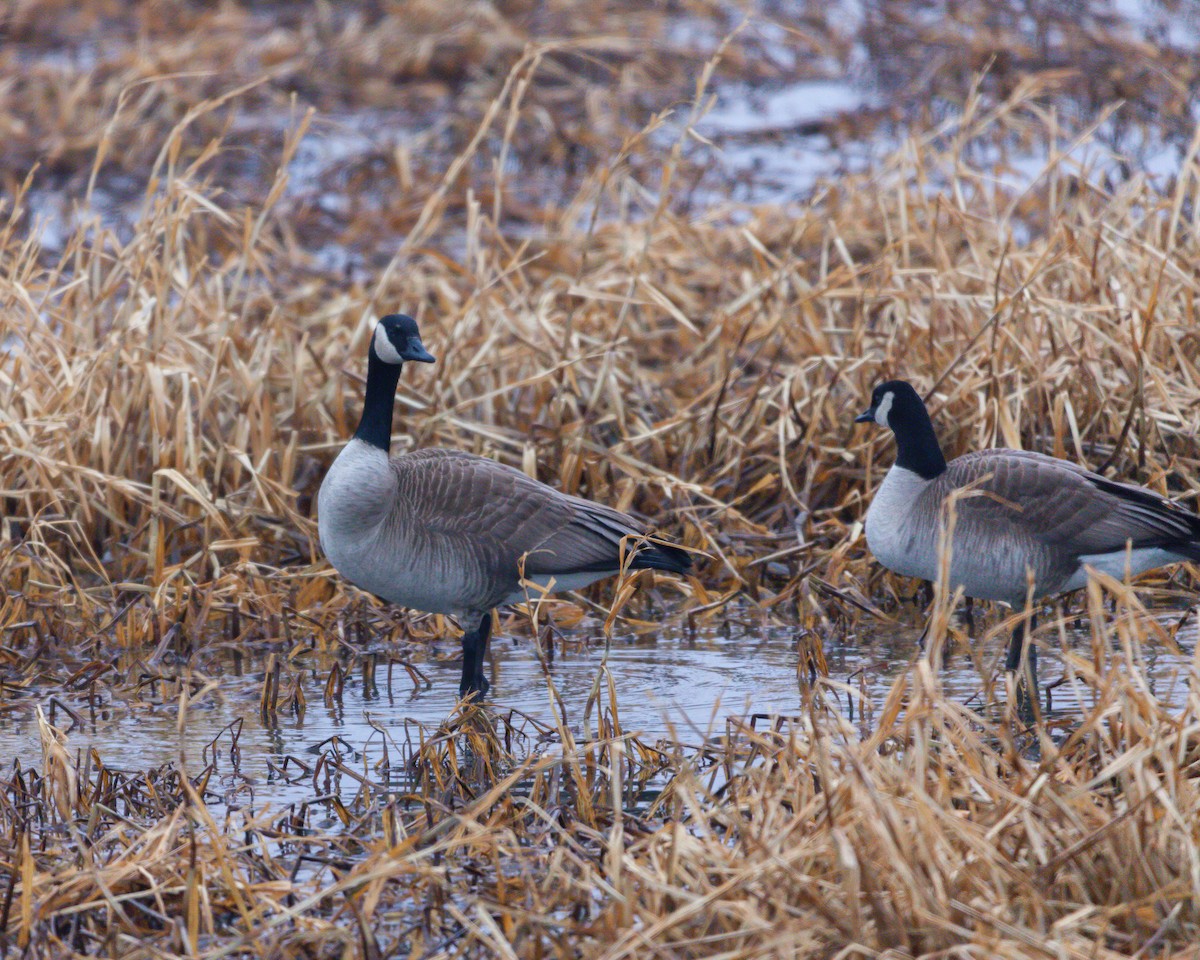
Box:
5;602;1195;817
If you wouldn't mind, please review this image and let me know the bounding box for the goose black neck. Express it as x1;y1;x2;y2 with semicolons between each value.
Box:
893;406;947;480
353;352;402;452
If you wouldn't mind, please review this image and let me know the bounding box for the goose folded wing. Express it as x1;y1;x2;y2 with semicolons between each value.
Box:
390;449;646;575
1082;473;1200;551
946;450;1200;554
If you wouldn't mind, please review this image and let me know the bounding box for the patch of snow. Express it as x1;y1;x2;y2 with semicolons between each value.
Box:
699;80;868;136
1109;0;1200;49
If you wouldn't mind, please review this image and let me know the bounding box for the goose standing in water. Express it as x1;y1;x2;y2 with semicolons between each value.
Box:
318;314;692;700
855;379;1200;714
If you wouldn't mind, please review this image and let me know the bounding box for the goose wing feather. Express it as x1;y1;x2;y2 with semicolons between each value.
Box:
388;449;649;577
941;449;1200;553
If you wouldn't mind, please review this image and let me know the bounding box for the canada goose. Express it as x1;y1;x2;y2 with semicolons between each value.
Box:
855;379;1200;712
318;314;692;700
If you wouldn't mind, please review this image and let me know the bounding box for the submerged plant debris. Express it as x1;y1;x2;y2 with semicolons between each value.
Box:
3;0;1200;956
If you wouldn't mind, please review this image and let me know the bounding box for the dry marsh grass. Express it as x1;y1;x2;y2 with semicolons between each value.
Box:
4;0;1200;956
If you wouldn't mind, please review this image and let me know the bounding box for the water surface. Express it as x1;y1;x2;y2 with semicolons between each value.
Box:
2;603;1194;813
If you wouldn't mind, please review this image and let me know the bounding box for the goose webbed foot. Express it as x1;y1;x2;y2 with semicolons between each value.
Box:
459;674;491;702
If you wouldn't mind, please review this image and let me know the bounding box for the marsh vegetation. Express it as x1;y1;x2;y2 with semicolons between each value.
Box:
3;0;1200;956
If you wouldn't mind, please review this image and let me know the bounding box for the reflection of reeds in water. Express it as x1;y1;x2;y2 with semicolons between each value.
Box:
4;0;1200;954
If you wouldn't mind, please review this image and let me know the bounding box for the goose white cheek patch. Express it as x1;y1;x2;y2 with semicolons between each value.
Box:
373;324;404;364
874;391;894;427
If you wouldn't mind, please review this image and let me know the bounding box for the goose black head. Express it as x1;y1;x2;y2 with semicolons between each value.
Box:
854;380;925;430
371;314;436;365
855;379;946;479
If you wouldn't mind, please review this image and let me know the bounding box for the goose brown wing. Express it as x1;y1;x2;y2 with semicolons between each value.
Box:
388;449;654;576
943;449;1200;554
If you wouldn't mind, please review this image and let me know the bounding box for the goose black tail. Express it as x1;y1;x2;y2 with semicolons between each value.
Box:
1165;539;1200;563
630;539;693;575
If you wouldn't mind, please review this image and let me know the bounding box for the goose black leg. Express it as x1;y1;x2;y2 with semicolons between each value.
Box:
459;612;493;701
916;621;955;669
1004;611;1038;722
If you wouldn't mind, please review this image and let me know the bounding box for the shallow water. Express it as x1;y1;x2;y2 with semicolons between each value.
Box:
1;602;1195;814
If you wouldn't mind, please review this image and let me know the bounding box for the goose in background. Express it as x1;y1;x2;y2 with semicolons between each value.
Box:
855;379;1200;715
318;313;693;700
